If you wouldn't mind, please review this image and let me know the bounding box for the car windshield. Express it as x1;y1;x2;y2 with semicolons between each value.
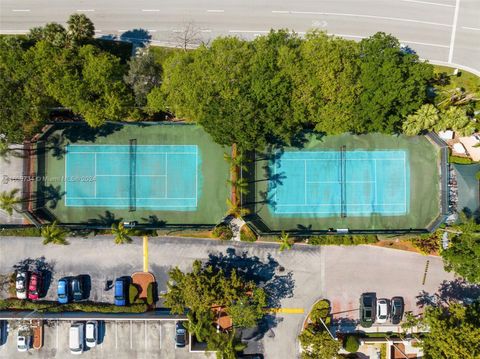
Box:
363;297;372;306
380;314;386;319
365;309;372;317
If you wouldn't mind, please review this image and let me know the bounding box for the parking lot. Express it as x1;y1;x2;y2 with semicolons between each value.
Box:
0;320;207;358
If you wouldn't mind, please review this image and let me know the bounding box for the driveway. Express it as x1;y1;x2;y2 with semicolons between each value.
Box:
0;236;457;358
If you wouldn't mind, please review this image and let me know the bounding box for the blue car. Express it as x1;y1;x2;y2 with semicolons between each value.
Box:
114;278;127;306
57;278;70;304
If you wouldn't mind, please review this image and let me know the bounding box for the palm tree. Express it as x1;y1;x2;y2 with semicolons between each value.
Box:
111;222;132;244
226;198;250;218
207;330;246;359
41;221;68;245
0;189;22;216
402;104;439;136
67;13;95;45
278;231;293;252
227;178;249;196
223;152;248;173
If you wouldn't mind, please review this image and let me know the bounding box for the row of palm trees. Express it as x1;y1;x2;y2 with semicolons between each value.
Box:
224;146;250;218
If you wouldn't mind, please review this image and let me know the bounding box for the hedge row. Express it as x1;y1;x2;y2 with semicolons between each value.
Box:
0;298;148;313
307;235;378;245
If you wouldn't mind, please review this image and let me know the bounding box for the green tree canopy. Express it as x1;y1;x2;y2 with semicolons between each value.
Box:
442;231;480;283
421;302;480;359
124;50;162;106
29;22;68;47
163;260;267;327
298;325;341;359
402;104;439;135
356;32;433;133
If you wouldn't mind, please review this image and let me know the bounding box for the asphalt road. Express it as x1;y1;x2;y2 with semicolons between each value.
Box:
0;0;479;75
0;235;457;358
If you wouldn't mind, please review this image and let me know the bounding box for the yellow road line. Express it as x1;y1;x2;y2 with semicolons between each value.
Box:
143;236;148;272
268;308;304;314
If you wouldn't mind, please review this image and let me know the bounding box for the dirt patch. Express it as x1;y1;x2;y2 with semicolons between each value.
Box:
374;239;422;254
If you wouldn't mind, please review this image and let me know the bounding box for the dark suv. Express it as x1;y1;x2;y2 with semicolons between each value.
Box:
360;293;376;328
71;277;84;301
391;296;404;324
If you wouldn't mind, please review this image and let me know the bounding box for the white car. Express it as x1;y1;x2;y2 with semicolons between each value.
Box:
376;298;390;324
85;321;97;348
16;328;31;352
15;271;28;300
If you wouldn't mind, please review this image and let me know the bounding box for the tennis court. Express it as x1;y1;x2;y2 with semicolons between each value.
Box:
65;144;198;210
270;149;410;217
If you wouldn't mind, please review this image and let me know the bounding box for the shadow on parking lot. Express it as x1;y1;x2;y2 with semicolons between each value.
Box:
416;278;480;308
98;320;106;345
78;274;91;300
207;248;295;307
12;257;55;298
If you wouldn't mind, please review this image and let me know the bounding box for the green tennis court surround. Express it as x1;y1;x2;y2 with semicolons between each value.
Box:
33;123;229;226
249;133;442;232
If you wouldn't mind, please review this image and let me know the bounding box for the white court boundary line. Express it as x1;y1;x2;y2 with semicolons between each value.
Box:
65;145;198;208
272;151;408;214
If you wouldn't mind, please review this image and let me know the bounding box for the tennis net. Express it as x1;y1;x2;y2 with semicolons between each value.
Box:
129;139;137;212
340;145;347;218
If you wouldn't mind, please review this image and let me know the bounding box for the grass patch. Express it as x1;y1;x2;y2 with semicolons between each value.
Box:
240;225;257;242
433;65;480;97
307;235;378;245
0;227;42;236
449;155;475;164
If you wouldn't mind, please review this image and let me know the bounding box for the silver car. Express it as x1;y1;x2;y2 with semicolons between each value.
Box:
15;271;28;300
85;321;97;348
376;298;390;324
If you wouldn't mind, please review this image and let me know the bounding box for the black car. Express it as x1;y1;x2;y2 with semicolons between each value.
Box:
175;321;187;348
71;277;84;301
360;293;376;328
391;296;404;325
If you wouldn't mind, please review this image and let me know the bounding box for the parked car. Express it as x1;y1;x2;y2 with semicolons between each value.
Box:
27;272;42;300
360;293;376;328
71;277;84;301
114;278;127;306
376;298;390;324
16;327;31;352
175;321;187;348
69;322;85;355
85;321;97;348
15;271;28;300
57;278;70;304
391;297;405;325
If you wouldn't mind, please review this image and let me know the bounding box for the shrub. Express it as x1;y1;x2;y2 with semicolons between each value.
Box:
129;284;139;304
240;225;257;242
411;232;440;255
449;155;473;164
0;227;42;236
310;299;331;325
344;334;360;353
476;171;480;180
212;224;233;240
308;235;378;246
0;298;148;313
146;283;154;305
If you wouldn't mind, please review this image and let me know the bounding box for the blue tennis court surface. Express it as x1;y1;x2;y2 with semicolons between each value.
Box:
65;145;198;210
270;150;410;216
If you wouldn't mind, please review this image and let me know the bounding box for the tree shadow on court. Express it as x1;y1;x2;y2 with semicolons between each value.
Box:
44;132;68;159
37;184;65;210
86;211;121;228
13;256;55;299
206;248;295;308
63;123;123;143
141;215;166;228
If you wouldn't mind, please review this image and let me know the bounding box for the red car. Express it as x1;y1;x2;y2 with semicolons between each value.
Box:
27;273;42;300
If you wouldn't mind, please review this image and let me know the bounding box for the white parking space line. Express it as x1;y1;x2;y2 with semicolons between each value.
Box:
12;9;30;12
399;0;455;7
76;9;95;12
207;9;224;13
462;26;480;31
229;30;269;33
115;321;118;349
271;10;452;27
144;320;148;350
130;321;133;349
142;9;160;12
448;0;461;62
158;322;162;349
403;40;449;48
